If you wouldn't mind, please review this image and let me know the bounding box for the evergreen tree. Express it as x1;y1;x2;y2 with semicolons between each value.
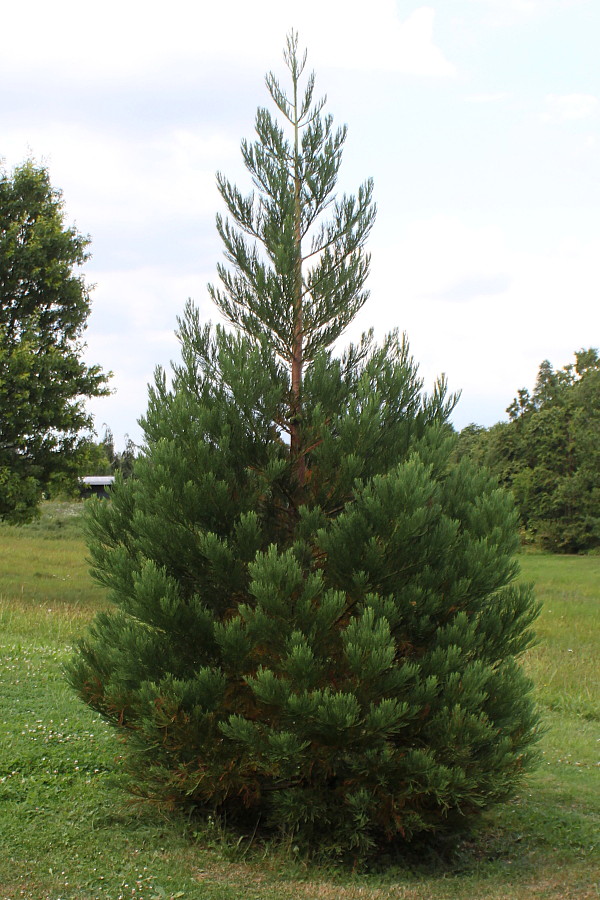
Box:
67;35;540;856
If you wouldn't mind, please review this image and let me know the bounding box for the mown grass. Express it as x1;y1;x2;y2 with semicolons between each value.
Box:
0;502;598;899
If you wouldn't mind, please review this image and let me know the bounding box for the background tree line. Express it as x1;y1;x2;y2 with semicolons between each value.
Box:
455;348;600;553
82;426;138;480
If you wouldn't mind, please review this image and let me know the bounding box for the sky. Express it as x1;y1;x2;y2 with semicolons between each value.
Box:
3;0;599;449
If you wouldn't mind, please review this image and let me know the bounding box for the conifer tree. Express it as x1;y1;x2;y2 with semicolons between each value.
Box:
67;34;540;857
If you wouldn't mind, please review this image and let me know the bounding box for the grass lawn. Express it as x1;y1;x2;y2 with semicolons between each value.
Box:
0;502;598;900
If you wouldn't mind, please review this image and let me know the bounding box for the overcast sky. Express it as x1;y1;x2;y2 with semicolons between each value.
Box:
3;0;598;448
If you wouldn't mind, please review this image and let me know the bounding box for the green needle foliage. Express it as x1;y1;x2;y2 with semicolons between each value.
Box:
67;34;541;858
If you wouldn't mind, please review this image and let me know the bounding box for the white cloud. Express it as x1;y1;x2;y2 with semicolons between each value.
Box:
465;0;576;13
344;216;600;430
430;273;512;302
333;6;456;77
83;265;216;446
373;216;512;300
1;1;454;81
462;0;582;26
3;125;238;229
541;93;599;122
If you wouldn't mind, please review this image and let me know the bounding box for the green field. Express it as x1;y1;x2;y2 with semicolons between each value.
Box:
0;502;598;900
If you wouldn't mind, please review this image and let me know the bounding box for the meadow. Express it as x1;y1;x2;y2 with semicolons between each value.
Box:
0;502;598;900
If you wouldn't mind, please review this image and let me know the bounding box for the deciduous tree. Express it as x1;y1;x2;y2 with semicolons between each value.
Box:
456;349;600;551
0;161;109;521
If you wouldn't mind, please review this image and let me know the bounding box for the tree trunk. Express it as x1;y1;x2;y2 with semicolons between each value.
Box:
290;65;305;487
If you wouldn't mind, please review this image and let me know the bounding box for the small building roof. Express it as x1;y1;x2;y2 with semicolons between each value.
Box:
81;476;116;486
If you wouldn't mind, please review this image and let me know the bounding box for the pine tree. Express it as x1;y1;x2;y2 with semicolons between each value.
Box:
67;34;540;856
